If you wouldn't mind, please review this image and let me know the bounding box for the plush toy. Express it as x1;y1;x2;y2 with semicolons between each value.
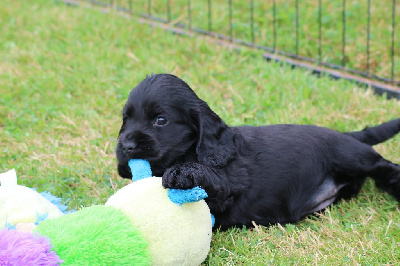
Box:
0;161;212;265
106;159;212;265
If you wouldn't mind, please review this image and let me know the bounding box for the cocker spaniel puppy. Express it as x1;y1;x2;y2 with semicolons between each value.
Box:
116;73;400;230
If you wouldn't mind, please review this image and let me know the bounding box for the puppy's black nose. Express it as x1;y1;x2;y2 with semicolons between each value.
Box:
122;142;137;155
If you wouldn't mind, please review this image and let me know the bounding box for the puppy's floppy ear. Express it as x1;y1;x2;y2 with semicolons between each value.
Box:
193;101;236;167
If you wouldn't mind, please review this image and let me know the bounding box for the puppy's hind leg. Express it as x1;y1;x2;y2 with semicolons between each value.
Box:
368;157;400;203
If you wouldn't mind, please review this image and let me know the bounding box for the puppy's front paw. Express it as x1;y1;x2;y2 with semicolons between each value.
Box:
162;163;203;189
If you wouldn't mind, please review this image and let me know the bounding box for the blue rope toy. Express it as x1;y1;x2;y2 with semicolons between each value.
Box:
128;159;215;226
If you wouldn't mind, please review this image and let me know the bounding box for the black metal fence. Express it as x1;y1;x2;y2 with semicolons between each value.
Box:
68;0;400;98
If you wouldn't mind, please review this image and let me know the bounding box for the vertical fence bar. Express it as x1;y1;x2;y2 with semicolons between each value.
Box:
187;0;192;30
318;0;322;63
167;0;171;22
295;0;299;56
250;0;255;43
82;0;399;91
366;0;371;75
229;0;233;41
391;0;396;82
208;0;212;32
342;0;346;67
148;0;151;17
273;0;277;51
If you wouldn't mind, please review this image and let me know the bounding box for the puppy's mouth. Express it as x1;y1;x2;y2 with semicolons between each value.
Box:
117;146;170;177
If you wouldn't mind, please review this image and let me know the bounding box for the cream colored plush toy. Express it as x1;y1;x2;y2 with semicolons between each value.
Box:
106;159;213;266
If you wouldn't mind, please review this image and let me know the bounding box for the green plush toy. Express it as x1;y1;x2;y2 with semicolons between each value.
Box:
35;205;151;265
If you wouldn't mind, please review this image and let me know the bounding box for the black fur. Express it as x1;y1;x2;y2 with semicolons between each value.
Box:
116;73;400;230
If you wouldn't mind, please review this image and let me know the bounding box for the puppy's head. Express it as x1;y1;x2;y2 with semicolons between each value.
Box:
116;74;236;178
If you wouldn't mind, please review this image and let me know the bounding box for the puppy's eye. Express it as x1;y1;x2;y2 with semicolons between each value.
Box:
154;117;168;126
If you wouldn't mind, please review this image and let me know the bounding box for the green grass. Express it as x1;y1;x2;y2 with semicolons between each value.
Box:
1;0;399;264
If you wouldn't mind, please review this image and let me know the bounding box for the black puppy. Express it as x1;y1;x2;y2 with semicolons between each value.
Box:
116;73;400;230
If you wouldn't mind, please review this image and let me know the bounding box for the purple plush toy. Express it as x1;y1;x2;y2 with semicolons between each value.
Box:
0;228;62;265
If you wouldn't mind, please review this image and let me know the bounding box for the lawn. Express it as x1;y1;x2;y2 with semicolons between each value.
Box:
1;0;399;264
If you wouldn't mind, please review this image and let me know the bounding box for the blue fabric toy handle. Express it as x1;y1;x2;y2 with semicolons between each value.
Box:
129;159;153;181
168;187;208;206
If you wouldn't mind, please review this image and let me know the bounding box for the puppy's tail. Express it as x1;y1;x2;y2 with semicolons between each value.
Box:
345;118;400;146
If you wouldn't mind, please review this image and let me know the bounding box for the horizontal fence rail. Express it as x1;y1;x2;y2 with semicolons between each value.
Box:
66;0;400;99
